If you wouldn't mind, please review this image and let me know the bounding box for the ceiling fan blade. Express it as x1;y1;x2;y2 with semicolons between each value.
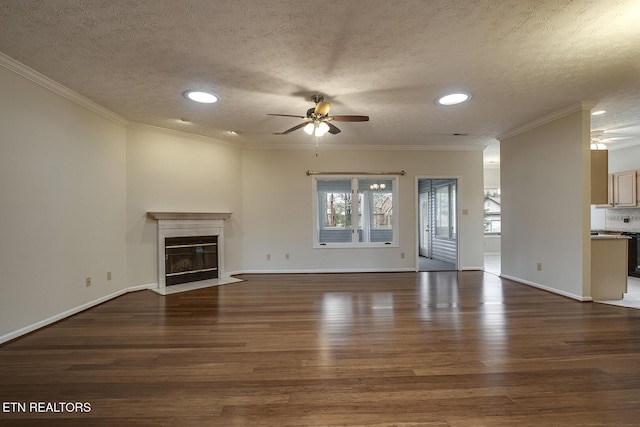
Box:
331;115;370;122
602;136;634;141
268;113;306;119
326;122;341;135
274;122;308;135
314;101;331;116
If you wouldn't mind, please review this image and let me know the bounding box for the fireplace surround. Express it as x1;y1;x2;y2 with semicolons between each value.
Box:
147;212;236;294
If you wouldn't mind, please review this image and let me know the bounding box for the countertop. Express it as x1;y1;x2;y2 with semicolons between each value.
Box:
591;230;634;240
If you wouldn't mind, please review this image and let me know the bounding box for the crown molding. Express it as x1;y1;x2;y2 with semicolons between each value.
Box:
0;52;128;125
242;142;487;152
127;121;238;147
498;101;598;141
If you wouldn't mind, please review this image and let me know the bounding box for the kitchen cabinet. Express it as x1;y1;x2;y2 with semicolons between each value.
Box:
596;170;637;208
614;170;637;207
595;173;615;208
591;235;628;300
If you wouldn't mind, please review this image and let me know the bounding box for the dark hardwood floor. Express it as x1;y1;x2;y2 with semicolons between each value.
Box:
1;271;640;426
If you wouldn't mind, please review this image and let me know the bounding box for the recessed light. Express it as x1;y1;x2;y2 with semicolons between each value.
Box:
183;90;218;104
226;130;238;135
592;110;606;116
437;92;471;106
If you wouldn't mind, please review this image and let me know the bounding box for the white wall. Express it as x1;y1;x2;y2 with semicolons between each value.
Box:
501;109;592;300
484;167;500;188
241;148;485;272
609;144;640;173
0;65;128;339
125;127;243;287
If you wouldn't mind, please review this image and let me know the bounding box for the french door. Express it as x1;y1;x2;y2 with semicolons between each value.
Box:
417;178;458;269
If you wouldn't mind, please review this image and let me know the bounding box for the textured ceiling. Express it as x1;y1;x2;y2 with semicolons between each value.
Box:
1;0;639;163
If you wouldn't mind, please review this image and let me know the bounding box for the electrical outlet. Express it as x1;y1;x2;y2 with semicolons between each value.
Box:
107;271;112;281
85;277;91;287
285;253;290;260
536;262;542;271
266;254;271;261
400;252;405;259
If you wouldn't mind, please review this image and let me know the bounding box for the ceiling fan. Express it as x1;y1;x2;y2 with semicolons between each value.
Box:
591;129;634;148
268;95;369;136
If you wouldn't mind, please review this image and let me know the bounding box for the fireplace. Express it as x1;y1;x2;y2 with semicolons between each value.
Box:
147;212;232;292
165;235;218;285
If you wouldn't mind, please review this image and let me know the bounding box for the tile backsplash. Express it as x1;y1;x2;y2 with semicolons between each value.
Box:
606;208;640;232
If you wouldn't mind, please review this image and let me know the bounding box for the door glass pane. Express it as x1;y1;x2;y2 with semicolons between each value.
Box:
435;185;450;237
419;193;429;257
451;183;457;239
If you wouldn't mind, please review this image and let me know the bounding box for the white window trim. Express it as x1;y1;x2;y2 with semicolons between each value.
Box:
312;175;399;248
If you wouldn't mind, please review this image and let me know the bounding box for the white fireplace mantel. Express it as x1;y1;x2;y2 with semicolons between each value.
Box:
147;212;234;294
147;212;232;221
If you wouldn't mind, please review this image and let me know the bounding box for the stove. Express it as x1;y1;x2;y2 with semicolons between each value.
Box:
621;232;640;278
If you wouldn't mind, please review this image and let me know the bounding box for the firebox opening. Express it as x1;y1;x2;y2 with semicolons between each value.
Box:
165;235;218;286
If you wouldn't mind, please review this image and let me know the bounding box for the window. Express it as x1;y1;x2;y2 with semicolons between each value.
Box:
484;188;501;234
314;176;398;247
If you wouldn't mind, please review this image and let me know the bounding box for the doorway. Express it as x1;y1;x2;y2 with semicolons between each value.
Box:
417;179;458;271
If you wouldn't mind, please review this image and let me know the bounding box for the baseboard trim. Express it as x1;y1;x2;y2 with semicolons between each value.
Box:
128;283;158;292
461;266;485;271
0;283;157;345
500;274;591;302
228;268;416;275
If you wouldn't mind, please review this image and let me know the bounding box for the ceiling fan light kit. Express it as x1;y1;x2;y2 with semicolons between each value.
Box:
304;122;330;137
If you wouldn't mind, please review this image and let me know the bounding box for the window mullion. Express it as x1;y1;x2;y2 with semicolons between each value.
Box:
351;178;358;243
